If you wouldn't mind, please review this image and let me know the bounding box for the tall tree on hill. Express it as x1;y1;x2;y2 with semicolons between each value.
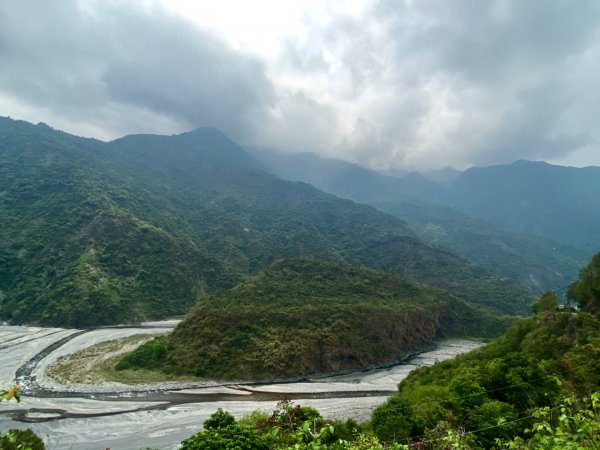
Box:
568;252;600;313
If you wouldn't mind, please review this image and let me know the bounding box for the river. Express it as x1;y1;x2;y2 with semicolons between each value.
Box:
0;323;482;449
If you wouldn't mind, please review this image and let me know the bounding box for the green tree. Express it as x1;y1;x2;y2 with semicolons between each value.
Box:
371;396;413;443
532;291;558;314
180;424;268;450
568;252;600;313
203;408;236;430
1;429;46;450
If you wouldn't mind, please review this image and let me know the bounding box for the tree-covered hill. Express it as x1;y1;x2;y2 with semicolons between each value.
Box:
451;160;600;250
0;117;532;326
252;149;590;296
117;259;512;379
370;252;600;448
370;199;588;296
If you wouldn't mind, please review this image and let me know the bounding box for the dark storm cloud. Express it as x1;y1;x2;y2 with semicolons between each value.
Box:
281;0;600;168
0;0;275;140
369;0;600;166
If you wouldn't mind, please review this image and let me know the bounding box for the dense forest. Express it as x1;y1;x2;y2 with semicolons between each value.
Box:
0;118;531;327
253;150;592;297
1;118;599;449
150;252;600;449
117;259;511;379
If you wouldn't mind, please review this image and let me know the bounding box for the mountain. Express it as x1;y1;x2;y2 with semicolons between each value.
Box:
0;117;532;327
450;160;600;250
252;150;586;296
249;148;447;204
370;199;588;296
117;259;512;379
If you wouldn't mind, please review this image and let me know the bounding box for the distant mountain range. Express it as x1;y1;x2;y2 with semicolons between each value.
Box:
452;160;600;250
252;150;596;296
0;117;531;327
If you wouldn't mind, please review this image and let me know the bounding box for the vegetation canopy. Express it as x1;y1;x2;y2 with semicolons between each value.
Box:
117;259;511;379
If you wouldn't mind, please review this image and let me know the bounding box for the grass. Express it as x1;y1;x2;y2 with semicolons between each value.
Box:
46;334;199;385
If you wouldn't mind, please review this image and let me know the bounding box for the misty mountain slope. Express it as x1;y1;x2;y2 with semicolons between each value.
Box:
0;117;532;326
370;199;588;296
250;148;447;204
450;160;600;250
253;149;587;295
108;131;533;315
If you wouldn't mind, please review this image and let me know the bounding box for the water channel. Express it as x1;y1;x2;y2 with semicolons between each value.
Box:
0;323;482;449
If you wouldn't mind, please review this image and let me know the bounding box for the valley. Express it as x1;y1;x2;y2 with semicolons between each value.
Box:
2;3;600;448
0;323;480;449
0;119;598;448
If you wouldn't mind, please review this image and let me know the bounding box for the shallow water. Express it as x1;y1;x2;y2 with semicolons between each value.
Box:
0;323;481;449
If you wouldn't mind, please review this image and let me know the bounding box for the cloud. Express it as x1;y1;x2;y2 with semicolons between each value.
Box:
359;0;600;168
1;0;599;169
268;0;600;169
0;0;275;141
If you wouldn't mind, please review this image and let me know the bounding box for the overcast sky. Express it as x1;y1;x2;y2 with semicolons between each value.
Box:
1;0;599;170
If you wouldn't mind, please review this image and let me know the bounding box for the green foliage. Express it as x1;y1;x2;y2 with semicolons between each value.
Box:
115;335;169;370
0;117;531;327
371;396;413;443
180;424;268;450
372;281;600;446
532;291;559;314
568;252;600;313
0;429;45;450
177;392;597;450
371;199;588;298
499;392;600;449
119;260;511;379
204;408;236;430
181;403;402;450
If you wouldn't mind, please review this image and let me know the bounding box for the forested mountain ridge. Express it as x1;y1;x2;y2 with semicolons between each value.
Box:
117;259;512;379
254;150;593;296
371;199;588;296
249;148;447;204
451;159;600;250
0;117;532;326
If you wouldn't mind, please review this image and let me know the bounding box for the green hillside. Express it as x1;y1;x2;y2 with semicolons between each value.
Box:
252;150;589;296
451;160;600;251
117;259;512;379
370;253;600;448
370;199;588;296
0;117;532;326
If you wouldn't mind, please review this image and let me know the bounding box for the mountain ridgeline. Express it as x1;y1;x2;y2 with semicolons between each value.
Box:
253;150;596;296
452;160;600;250
117;259;512;379
0;117;531;327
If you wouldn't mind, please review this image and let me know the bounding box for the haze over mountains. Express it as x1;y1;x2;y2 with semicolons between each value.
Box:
0;117;534;328
252;149;596;296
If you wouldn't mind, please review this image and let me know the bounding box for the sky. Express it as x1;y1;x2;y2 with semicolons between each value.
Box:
1;0;599;171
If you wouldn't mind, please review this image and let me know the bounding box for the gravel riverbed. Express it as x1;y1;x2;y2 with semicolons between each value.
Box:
0;323;482;450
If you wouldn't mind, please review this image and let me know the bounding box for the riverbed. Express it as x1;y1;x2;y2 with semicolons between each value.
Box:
0;323;482;449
